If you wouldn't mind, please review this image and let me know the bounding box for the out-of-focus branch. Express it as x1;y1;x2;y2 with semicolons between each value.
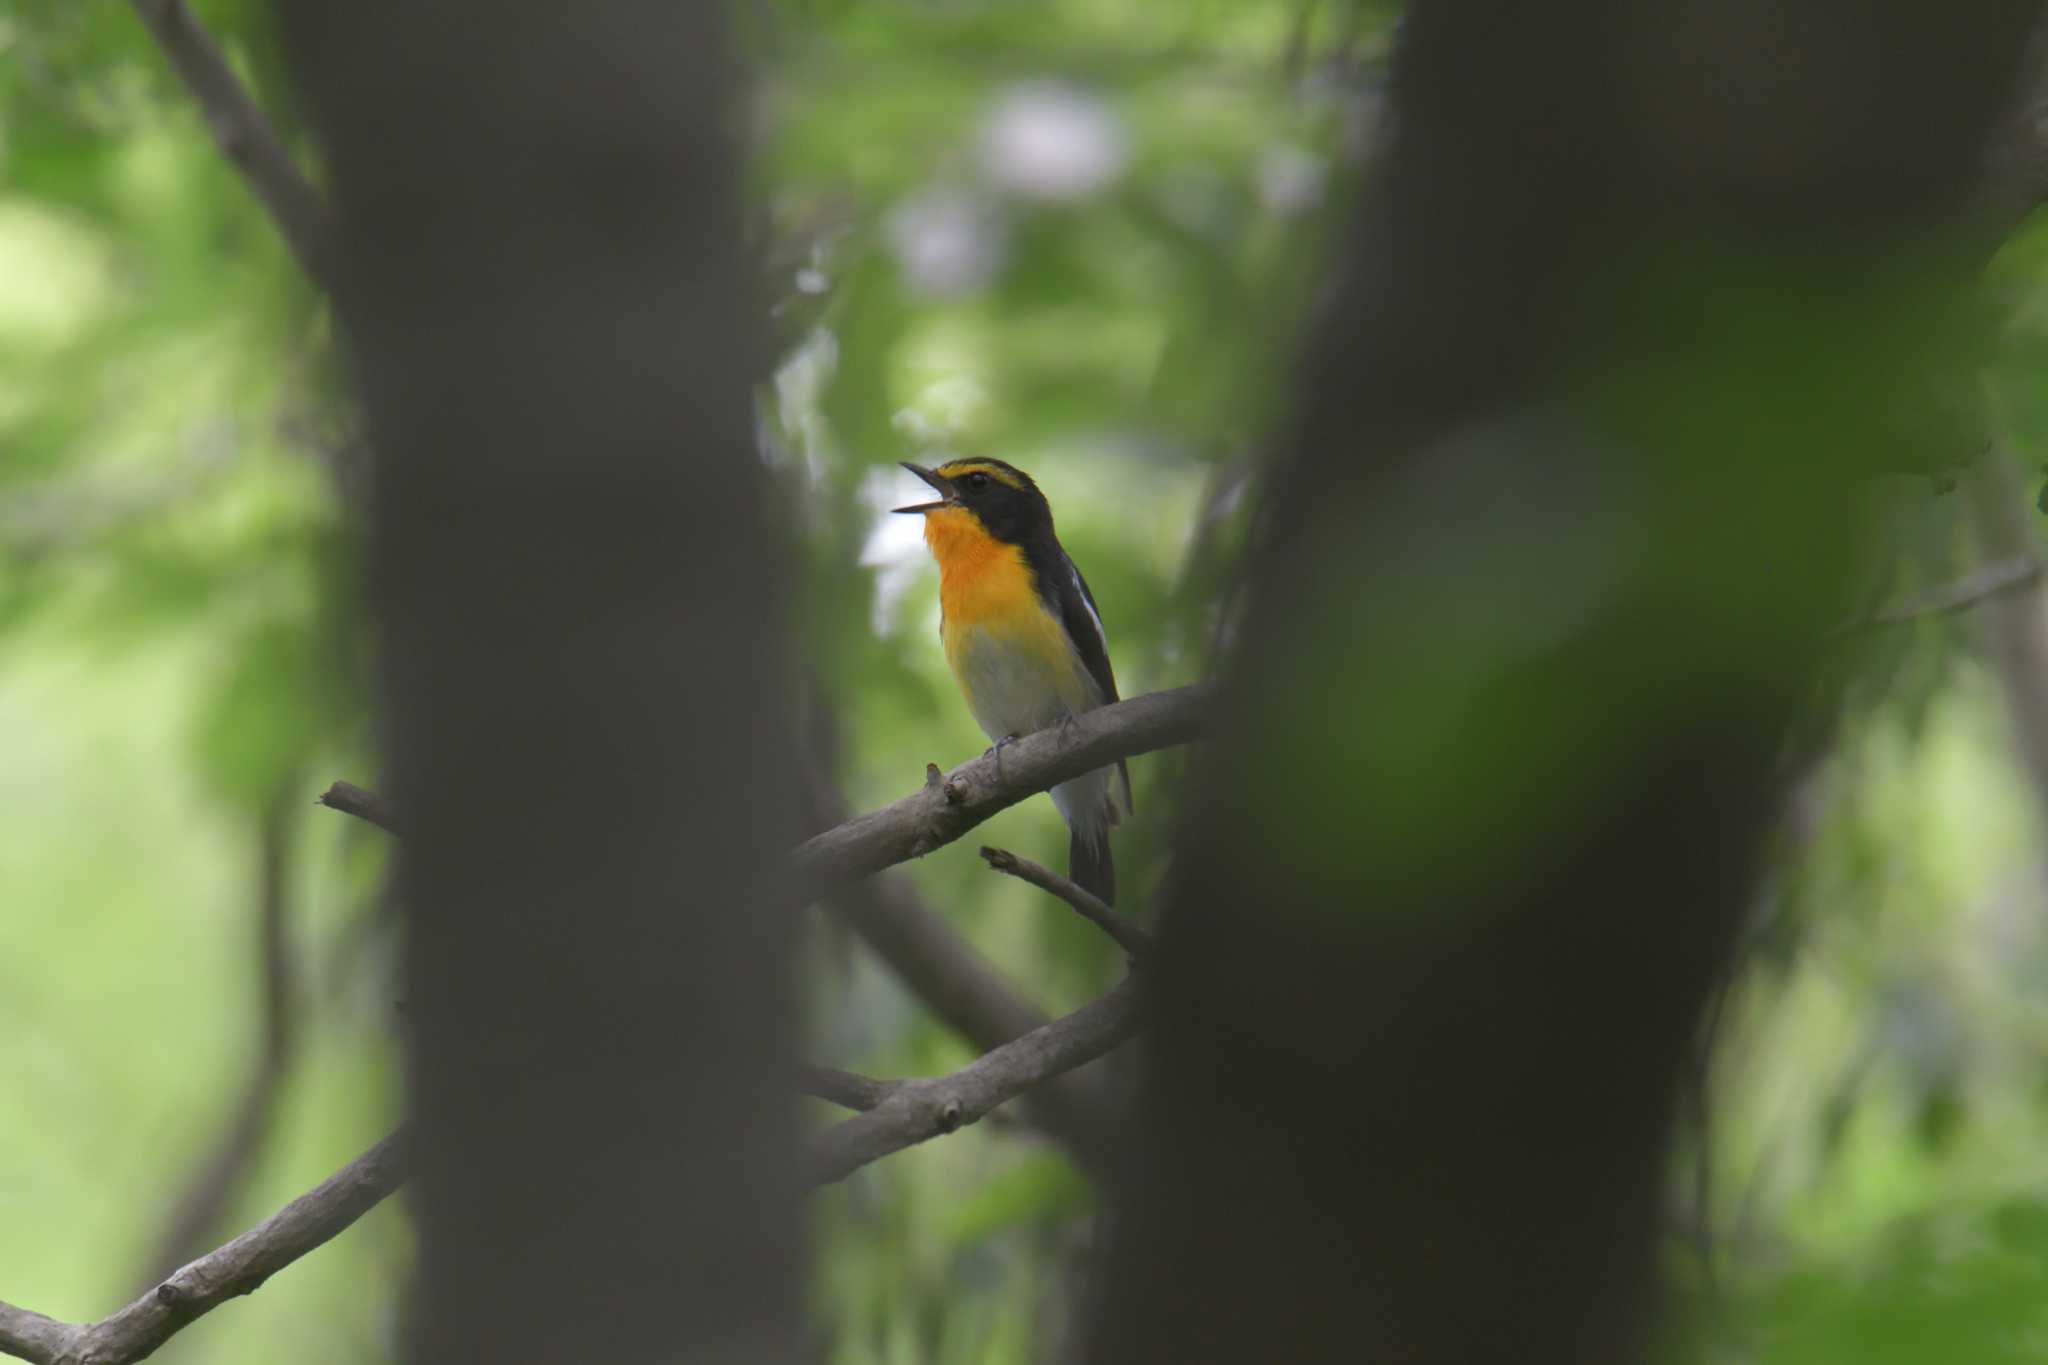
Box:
793;685;1210;894
819;868;1055;1055
979;846;1156;959
797;738;1127;1167
1965;449;2048;846
813;852;1127;1169
136;788;302;1288
0;1130;405;1365
316;780;401;836
1836;556;2042;631
126;0;334;290
806;976;1147;1187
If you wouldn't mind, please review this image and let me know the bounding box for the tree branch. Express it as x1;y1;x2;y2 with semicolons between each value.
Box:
315;771;1137;1161
315;781;401;836
806;975;1148;1187
793;685;1211;895
0;1017;1135;1365
126;0;334;291
0;1130;406;1365
321;686;1210;882
1964;450;2048;850
0;1307;68;1365
798;1065;902;1112
979;847;1156;959
800;748;1127;1167
1836;555;2042;631
39;752;1140;1356
818;869;1083;1086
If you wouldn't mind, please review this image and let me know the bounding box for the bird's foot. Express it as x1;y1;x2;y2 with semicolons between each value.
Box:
984;733;1020;782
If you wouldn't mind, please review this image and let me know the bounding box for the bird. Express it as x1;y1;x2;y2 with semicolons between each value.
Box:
894;457;1132;905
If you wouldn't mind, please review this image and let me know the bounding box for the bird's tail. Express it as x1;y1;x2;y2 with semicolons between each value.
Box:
1069;827;1116;907
1053;770;1118;905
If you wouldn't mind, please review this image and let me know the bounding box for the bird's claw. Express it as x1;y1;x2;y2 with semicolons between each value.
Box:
986;733;1020;782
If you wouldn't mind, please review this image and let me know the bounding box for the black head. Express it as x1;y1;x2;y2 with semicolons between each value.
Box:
893;458;1054;544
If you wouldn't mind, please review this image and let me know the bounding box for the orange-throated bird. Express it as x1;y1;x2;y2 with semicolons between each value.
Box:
895;458;1132;904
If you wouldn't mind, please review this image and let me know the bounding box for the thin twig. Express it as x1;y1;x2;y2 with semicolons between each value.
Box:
316;781;402;836
0;1130;406;1365
979;847;1156;959
792;685;1211;895
126;0;335;291
806;975;1147;1186
1833;555;2041;632
798;1065;902;1112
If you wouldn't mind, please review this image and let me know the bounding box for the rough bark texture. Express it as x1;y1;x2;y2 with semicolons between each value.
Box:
280;4;801;1362
1083;3;2043;1362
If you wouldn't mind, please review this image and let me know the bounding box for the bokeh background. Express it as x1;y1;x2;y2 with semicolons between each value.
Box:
8;1;2048;1360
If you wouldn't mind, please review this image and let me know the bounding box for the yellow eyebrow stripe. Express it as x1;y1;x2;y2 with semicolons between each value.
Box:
935;460;1027;492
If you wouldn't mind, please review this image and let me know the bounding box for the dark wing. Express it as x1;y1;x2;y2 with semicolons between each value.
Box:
1058;556;1118;704
1054;551;1135;816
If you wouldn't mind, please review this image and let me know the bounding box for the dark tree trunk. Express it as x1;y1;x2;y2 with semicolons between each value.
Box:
282;5;800;1362
1085;3;2039;1361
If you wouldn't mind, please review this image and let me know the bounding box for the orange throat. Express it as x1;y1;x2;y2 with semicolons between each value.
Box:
923;506;1037;630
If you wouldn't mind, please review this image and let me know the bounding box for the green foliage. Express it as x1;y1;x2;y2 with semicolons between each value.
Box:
764;5;1367;1355
1;5;385;1360
9;1;2048;1362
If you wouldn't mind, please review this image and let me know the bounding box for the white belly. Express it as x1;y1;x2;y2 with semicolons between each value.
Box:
947;624;1115;838
950;625;1102;744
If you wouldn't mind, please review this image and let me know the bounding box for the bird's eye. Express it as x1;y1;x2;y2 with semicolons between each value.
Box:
962;472;990;491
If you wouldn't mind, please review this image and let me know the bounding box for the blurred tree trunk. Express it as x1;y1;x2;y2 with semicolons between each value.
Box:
1085;3;2039;1361
282;5;800;1363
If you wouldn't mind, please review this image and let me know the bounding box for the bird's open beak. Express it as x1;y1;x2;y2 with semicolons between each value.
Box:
892;462;955;514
